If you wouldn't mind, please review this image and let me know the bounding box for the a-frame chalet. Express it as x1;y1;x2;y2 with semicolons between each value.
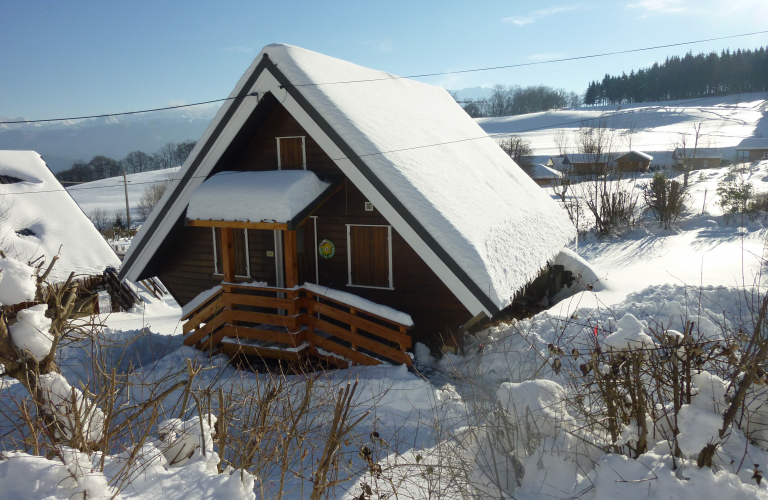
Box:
119;44;575;367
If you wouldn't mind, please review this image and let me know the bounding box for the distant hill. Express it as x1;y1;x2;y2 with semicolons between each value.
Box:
0;105;219;171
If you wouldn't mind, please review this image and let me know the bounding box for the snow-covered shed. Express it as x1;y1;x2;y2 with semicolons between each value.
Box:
672;147;722;169
0;151;120;284
616;151;653;172
735;138;768;162
119;44;573;358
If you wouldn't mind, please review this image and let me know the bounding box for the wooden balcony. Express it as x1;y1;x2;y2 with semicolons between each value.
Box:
181;283;412;368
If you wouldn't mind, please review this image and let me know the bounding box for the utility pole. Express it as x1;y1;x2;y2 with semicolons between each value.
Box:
122;169;131;235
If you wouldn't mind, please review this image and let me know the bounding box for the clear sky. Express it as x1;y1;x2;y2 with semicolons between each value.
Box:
2;0;767;120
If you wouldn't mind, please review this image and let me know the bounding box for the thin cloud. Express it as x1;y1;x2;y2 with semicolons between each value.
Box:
359;39;394;53
502;6;576;26
626;0;685;14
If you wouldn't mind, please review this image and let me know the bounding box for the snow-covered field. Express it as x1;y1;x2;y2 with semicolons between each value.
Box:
477;93;768;165
67;167;180;224
3;97;768;499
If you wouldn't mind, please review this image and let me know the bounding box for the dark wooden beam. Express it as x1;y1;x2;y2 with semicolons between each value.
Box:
284;230;298;288
220;228;236;282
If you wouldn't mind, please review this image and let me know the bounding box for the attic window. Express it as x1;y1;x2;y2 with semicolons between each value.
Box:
0;175;24;184
15;228;35;237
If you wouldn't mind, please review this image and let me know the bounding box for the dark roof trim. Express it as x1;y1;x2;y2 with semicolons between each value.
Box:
119;58;270;280
286;176;344;230
264;54;500;315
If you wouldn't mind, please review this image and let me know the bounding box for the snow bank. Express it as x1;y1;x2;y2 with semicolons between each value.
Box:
497;379;574;437
38;372;104;443
0;256;36;305
157;414;219;468
10;304;52;359
0;151;121;283
302;282;413;326
187;170;330;223
604;313;655;350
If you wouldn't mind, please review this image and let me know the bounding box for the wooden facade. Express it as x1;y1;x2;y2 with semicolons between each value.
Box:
158;104;471;352
615;151;652;173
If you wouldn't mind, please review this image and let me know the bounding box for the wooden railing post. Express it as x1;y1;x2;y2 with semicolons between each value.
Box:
221;227;235;282
284;230;298;288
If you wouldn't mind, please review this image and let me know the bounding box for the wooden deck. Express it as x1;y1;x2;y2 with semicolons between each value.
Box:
181;283;412;368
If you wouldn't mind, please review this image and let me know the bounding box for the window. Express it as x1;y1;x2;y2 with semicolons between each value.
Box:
213;228;250;277
347;225;393;289
703;160;708;168
738;150;750;161
276;136;306;170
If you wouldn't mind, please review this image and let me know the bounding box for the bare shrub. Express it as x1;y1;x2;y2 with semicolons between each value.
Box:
137;181;168;221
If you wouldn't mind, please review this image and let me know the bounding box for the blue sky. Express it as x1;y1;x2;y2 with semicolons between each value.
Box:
2;0;767;120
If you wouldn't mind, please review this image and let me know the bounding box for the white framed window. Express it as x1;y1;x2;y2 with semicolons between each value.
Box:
212;228;251;277
276;136;306;170
346;224;393;290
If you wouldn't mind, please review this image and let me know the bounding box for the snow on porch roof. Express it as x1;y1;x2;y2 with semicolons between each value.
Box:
186;170;331;224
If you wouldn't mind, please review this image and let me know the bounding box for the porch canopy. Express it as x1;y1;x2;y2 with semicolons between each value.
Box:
186;170;338;230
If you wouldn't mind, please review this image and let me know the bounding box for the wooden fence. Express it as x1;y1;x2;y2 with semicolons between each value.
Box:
181;284;412;368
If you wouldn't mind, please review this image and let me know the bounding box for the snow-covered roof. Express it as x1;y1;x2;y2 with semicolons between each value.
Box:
530;164;562;179
187;170;331;223
564;153;609;164
735;138;768;150
617;150;653;161
0;151;120;283
121;44;575;316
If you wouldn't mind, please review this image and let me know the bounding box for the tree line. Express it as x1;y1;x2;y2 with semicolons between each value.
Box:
584;46;768;105
457;84;582;118
56;140;196;183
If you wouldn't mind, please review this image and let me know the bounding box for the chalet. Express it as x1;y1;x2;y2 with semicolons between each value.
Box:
672;147;722;169
530;164;563;186
0;151;122;311
735;138;768;163
615;151;653;172
562;153;608;175
118;45;574;367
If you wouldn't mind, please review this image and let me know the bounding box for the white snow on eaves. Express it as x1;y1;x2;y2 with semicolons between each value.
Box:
187;170;330;223
0;151;121;283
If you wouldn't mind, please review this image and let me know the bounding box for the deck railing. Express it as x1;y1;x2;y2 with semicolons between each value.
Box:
181;283;412;368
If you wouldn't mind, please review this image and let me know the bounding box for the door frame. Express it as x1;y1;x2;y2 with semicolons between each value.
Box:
346;224;393;290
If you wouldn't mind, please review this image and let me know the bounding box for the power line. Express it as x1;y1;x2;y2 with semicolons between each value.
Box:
3;30;768;125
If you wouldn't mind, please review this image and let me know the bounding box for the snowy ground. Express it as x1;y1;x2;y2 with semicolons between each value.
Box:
4;99;768;499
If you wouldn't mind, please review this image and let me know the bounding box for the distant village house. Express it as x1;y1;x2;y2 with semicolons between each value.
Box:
735;138;768;162
672;147;722;170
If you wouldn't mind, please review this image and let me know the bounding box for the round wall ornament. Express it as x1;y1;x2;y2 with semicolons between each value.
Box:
318;239;336;259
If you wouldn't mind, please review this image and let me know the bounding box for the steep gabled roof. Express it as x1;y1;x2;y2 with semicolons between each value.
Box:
531;164;563;179
119;45;574;316
0;151;121;283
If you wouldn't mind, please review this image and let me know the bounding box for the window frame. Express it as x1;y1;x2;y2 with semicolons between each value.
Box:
346;224;393;290
212;227;251;278
276;136;307;170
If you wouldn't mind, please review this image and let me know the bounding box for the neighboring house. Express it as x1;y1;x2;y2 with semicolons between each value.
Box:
530;164;563;186
671;147;722;169
562;153;609;175
735;138;768;162
119;44;575;366
546;155;566;172
616;151;653;172
0;151;122;310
